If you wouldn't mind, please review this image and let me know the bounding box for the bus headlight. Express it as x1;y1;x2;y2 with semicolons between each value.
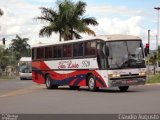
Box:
109;73;120;78
139;72;146;76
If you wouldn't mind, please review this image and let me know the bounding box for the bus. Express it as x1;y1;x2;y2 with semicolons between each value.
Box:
32;35;146;92
18;57;32;80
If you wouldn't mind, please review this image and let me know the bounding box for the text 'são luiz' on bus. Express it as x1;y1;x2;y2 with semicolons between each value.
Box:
32;34;146;92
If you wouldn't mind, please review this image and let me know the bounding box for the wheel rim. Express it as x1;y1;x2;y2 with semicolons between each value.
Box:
46;77;51;88
89;77;95;90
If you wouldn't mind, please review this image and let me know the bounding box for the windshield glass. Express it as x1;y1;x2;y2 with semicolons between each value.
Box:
19;62;32;73
106;40;145;69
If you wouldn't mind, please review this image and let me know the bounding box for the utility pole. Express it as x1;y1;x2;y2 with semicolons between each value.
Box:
147;30;150;79
154;7;160;50
154;7;160;73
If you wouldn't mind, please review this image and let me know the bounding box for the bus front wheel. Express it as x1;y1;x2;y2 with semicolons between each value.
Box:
45;75;58;89
87;75;99;91
118;86;129;92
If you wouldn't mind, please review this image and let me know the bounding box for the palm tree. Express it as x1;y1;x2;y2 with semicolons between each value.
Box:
60;0;98;40
10;35;31;60
36;0;98;41
36;7;63;41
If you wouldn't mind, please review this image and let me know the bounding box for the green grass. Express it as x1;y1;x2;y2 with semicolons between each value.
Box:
147;73;160;83
0;76;17;80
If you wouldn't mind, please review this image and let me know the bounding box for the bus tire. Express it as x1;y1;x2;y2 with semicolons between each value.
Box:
45;75;58;89
69;86;80;90
119;86;129;92
87;75;99;91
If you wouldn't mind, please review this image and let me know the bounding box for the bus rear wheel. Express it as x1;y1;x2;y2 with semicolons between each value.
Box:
45;75;58;89
118;86;129;92
87;75;99;91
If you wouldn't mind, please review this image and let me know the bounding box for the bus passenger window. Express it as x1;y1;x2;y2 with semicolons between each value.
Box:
45;47;52;59
63;44;72;58
36;47;44;59
85;41;96;56
79;43;84;56
73;43;84;57
73;43;78;57
32;48;36;60
53;46;62;58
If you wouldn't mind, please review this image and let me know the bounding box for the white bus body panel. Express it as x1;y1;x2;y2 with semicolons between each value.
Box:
44;58;98;70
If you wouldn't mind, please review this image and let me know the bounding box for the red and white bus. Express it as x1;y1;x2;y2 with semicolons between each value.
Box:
32;35;146;91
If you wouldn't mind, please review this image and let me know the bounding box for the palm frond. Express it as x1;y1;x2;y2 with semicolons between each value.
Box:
75;1;86;16
39;25;59;37
82;17;98;26
36;16;54;22
72;31;82;39
39;26;52;37
82;27;96;36
16;35;22;40
40;7;57;17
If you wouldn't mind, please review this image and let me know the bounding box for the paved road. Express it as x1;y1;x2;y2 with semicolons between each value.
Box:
0;79;34;95
0;79;160;114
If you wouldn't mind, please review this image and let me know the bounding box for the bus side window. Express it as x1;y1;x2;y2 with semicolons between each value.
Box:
45;47;49;59
36;47;44;59
79;43;84;56
85;41;96;56
63;44;72;58
45;47;53;59
57;46;62;58
53;46;57;58
73;43;84;57
53;45;62;58
73;43;78;57
85;42;90;56
32;48;36;60
97;42;107;69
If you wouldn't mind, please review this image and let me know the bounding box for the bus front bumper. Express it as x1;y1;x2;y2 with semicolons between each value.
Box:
109;76;146;87
19;72;32;79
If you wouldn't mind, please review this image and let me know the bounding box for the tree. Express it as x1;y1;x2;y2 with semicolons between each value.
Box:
10;35;31;60
36;0;98;41
149;47;160;65
0;45;9;71
36;6;63;41
59;0;98;40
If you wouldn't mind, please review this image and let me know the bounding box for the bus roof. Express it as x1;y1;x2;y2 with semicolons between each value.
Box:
32;34;141;48
19;57;31;62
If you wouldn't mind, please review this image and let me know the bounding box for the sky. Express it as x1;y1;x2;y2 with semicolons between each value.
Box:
0;0;160;50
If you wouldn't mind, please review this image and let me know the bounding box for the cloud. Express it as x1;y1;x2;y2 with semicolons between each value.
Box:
32;0;56;3
91;16;144;36
85;4;157;49
0;0;156;50
86;5;146;17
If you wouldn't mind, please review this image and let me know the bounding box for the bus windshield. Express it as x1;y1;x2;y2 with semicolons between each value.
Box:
106;40;145;69
19;62;32;73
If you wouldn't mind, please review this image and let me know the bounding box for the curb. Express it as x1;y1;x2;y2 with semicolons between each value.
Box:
145;83;160;86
